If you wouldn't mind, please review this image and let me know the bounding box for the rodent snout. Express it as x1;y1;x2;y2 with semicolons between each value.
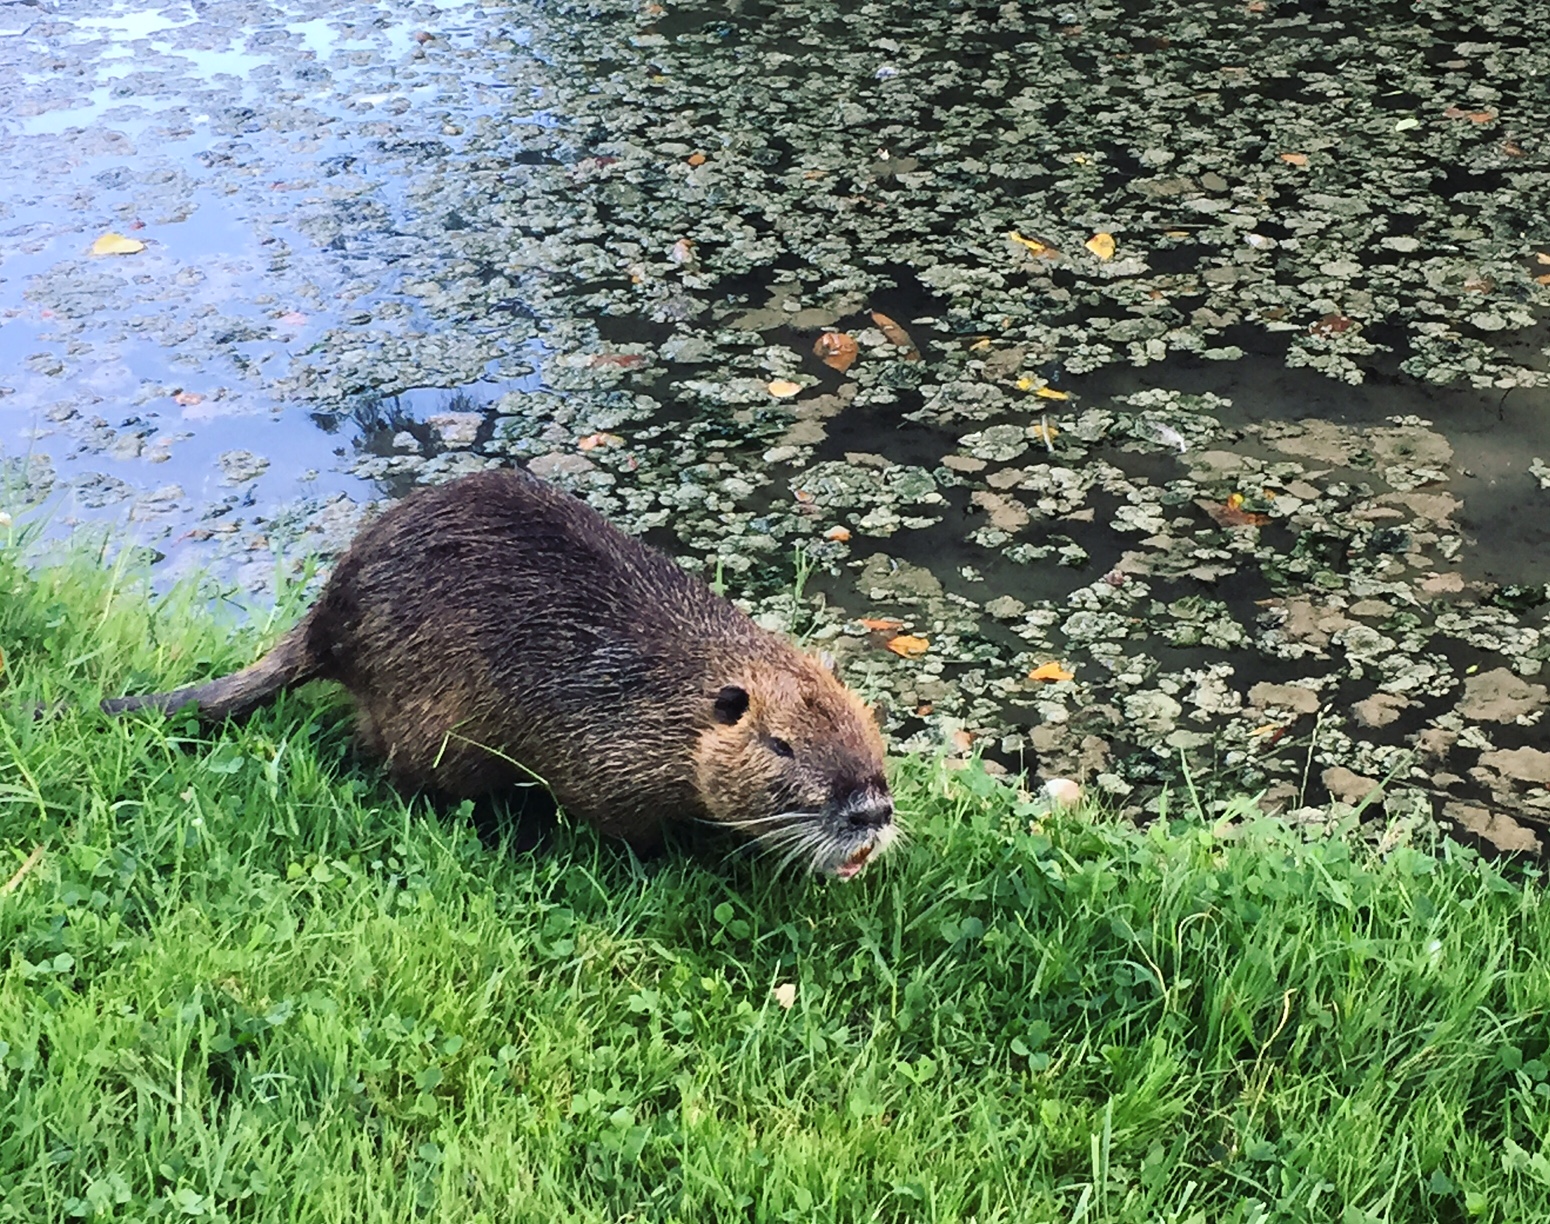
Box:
838;791;894;830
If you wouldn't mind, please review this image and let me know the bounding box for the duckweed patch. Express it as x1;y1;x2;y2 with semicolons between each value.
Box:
4;0;1549;846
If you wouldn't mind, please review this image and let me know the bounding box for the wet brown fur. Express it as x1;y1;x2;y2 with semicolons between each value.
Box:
104;468;892;860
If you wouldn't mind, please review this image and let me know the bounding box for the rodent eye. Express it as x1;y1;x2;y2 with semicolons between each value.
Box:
769;736;795;759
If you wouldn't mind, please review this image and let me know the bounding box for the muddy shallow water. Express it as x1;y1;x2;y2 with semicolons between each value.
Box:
4;0;1549;851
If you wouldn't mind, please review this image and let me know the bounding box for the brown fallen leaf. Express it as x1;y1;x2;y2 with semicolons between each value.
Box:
577;432;623;451
1503;139;1525;157
824;525;852;542
885;634;929;658
1;845;45;899
669;237;695;265
589;352;648;369
1027;661;1075;682
767;378;802;398
91;232;145;256
172;391;205;408
1309;313;1354;337
1444;105;1496;124
1044;777;1082;806
1279;152;1308;166
870;311;920;361
1008;231;1060;259
1084;232;1115;260
687;151;707;166
813;331;859;372
278;310;308;326
858;616;904;631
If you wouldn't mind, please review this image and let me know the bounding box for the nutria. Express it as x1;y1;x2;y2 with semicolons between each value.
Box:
104;467;895;878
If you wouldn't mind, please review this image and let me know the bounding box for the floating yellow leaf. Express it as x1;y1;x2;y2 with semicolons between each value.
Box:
767;379;802;398
858;616;904;631
1034;386;1069;400
91;232;145;256
1085;232;1115;260
1015;375;1036;391
1250;723;1281;736
1029;422;1059;443
968;337;993;352
1203;496;1271;527
1027;661;1075;682
1279;151;1308;165
1008;230;1048;255
885;634;929;658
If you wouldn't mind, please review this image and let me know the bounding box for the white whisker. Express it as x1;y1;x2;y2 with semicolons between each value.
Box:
774;826;826;877
707;808;821;830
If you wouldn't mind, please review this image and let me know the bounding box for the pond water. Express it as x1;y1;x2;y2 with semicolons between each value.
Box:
3;0;1548;850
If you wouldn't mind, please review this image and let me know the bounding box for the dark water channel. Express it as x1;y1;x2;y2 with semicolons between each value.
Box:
4;0;1550;852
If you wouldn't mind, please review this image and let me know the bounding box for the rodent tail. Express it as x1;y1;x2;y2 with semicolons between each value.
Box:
101;614;320;722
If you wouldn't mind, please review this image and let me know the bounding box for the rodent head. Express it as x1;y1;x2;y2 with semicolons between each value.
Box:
692;654;895;879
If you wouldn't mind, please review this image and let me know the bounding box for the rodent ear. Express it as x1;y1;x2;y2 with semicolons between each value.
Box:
869;700;890;729
712;685;750;725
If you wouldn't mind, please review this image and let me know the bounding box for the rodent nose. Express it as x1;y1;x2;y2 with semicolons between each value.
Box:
842;793;894;830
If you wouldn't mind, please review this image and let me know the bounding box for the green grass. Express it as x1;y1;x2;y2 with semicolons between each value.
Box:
4;543;1550;1223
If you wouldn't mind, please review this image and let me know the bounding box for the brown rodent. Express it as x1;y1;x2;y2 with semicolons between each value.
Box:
104;467;896;878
